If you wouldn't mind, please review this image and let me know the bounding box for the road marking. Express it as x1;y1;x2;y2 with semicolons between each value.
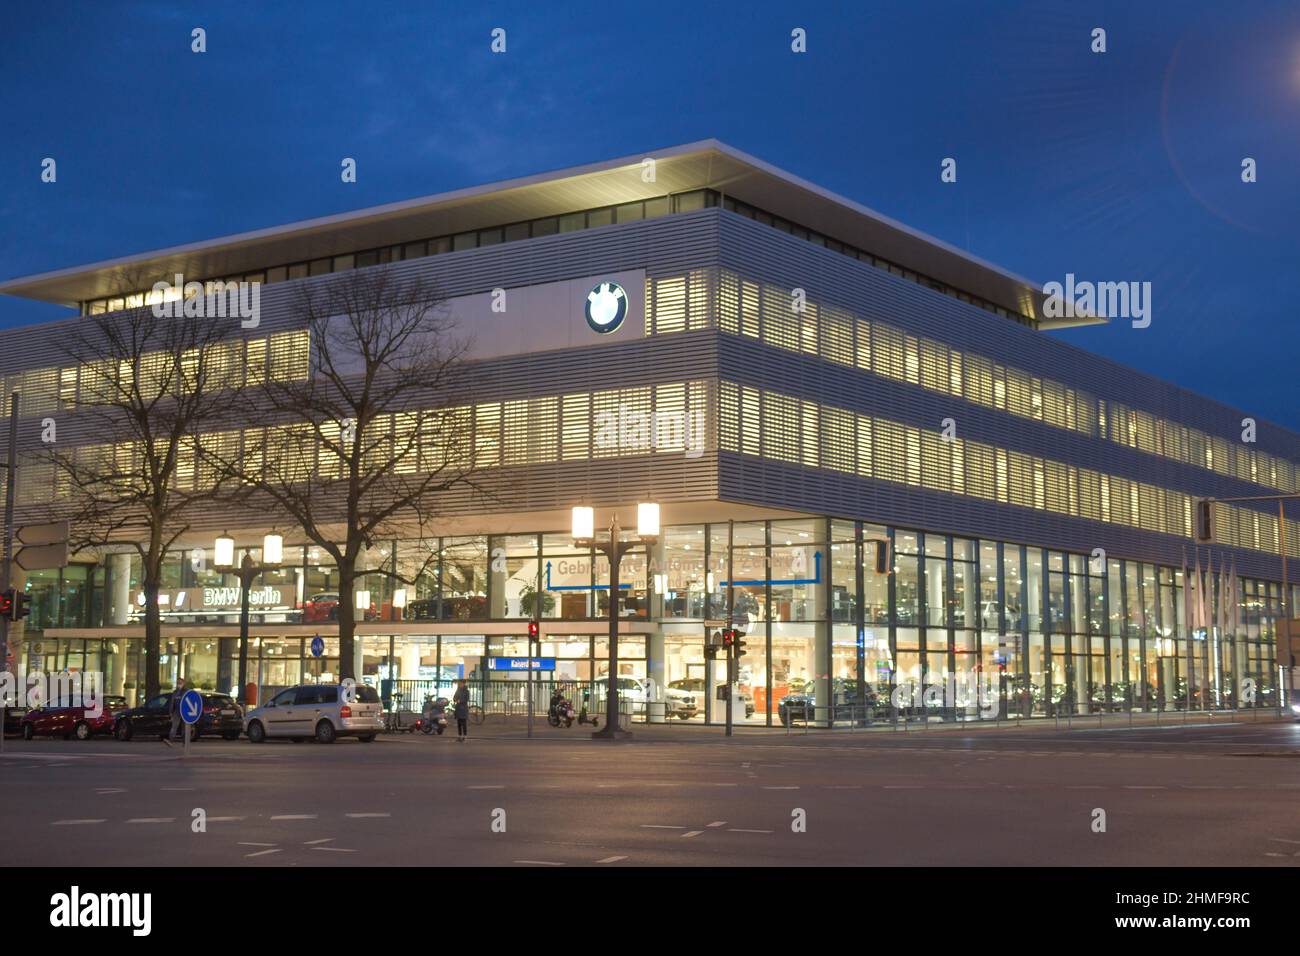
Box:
641;824;686;829
595;855;627;864
311;846;356;852
245;848;282;858
207;816;245;822
514;860;565;866
681;830;704;838
1123;786;1166;790
729;828;772;834
51;819;105;826
883;785;921;789
237;842;277;847
467;785;504;790
345;812;390;818
707;782;739;787
304;838;335;845
1269;838;1300;845
762;785;799;790
707;821;727;828
270;814;317;820
126;817;175;824
95;788;126;794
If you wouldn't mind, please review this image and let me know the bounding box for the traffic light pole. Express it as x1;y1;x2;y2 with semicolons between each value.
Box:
0;392;18;755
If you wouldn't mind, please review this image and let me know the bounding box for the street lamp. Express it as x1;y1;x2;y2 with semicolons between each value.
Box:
573;502;659;740
215;532;283;706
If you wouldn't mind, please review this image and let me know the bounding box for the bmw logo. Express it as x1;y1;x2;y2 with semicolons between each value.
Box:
585;281;627;334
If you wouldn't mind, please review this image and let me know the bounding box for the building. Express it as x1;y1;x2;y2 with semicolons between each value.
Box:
1;140;1296;724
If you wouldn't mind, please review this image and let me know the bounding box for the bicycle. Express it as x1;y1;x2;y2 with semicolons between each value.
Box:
468;703;485;725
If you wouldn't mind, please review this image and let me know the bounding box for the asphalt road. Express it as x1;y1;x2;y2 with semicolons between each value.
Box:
3;717;1298;867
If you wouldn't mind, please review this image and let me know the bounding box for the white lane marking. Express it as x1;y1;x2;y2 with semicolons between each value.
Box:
245;848;282;858
595;855;628;864
237;842;277;847
467;785;504;790
270;814;317;820
729;828;772;834
707;782;739;787
883;785;921;790
1123;786;1167;790
681;830;704;838
345;813;390;818
640;825;686;830
95;788;126;794
126;817;175;824
515;860;565;866
304;838;335;845
51;819;105;826
762;785;799;790
207;817;245;822
707;821;727;828
311;846;356;852
1269;838;1300;845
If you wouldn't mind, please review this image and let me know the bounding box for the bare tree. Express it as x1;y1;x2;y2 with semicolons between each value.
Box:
43;269;245;700
212;269;479;681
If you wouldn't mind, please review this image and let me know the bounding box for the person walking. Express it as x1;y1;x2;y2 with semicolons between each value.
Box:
452;678;470;743
163;677;186;748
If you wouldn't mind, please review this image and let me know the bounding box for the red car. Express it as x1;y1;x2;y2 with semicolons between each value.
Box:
301;591;377;623
21;695;127;740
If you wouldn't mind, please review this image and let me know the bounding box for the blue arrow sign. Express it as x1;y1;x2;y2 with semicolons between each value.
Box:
720;551;822;587
180;688;204;725
310;635;324;658
545;560;631;592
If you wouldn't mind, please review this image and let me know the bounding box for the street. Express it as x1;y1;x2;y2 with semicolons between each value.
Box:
3;717;1298;867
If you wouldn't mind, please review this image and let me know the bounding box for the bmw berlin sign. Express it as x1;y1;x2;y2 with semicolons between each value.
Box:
585;281;627;334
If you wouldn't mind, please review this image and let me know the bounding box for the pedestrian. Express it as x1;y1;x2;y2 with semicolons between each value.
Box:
163;677;186;748
452;678;470;743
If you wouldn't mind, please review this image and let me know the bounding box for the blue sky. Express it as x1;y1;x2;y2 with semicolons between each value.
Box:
1;0;1297;427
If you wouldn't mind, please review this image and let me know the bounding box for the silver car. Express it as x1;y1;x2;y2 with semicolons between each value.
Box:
244;683;383;744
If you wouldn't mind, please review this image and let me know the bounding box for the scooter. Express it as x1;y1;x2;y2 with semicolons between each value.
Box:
416;696;450;735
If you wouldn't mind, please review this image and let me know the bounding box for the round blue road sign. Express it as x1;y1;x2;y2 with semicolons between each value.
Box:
179;688;204;725
310;635;324;658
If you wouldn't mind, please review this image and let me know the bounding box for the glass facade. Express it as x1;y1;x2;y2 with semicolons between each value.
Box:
16;517;1292;720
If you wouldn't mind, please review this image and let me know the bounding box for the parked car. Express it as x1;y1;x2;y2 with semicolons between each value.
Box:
302;591;377;623
668;678;754;718
243;683;383;743
113;692;242;741
189;693;244;740
780;679;879;725
3;705;29;736
302;592;340;623
593;677;697;719
22;695;127;740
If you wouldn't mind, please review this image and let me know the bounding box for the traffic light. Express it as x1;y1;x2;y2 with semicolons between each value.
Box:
872;539;891;575
14;593;30;621
527;620;539;642
721;628;735;648
1194;498;1215;544
733;630;748;661
0;589;12;619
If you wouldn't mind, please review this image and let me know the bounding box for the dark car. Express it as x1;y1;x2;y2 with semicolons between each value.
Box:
779;679;878;725
22;695;127;740
114;691;243;741
3;704;29;736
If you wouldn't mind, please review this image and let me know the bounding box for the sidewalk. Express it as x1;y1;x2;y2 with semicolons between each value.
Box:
446;706;1291;742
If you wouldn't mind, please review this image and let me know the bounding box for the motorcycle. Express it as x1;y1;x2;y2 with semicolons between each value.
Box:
547;691;576;728
416;695;450;735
